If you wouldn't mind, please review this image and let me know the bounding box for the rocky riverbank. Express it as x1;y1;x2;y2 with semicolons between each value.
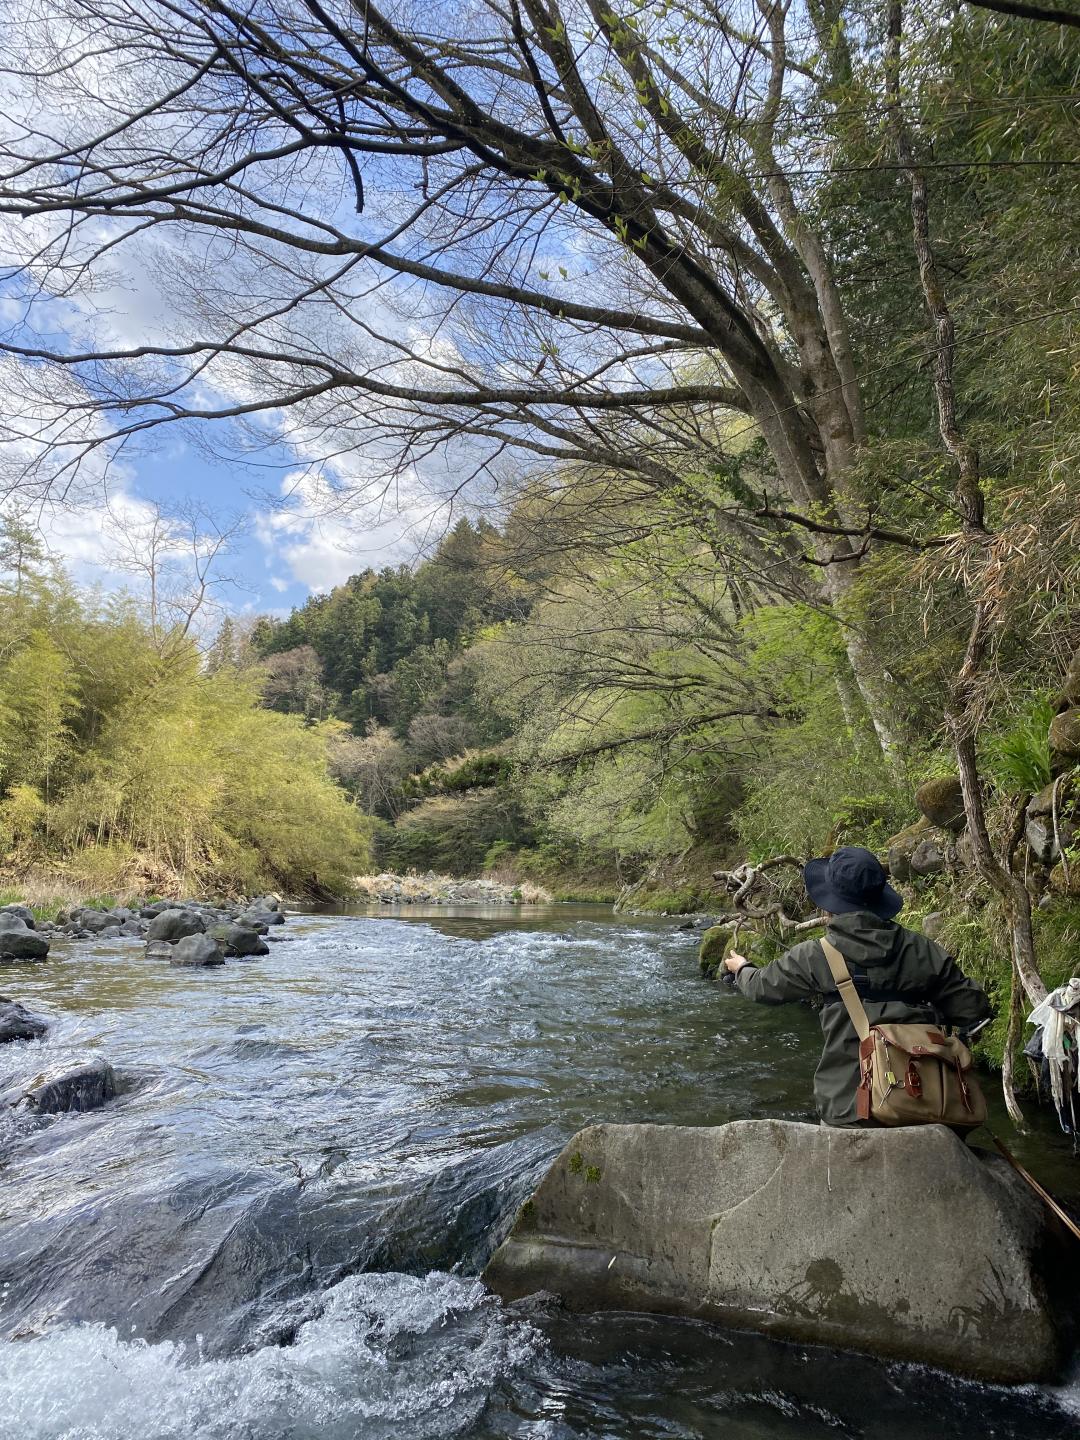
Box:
351;872;552;905
0;893;297;1114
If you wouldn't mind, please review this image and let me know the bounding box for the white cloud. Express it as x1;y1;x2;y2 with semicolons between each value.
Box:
255;470;447;592
36;489;158;582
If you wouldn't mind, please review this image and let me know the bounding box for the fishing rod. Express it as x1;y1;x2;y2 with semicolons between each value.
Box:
989;1131;1080;1245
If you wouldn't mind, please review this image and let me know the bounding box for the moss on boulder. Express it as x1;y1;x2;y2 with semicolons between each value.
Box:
698;925;732;976
1049;863;1080;899
914;776;966;831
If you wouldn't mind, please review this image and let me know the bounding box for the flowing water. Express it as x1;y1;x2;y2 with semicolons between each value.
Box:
0;905;1077;1440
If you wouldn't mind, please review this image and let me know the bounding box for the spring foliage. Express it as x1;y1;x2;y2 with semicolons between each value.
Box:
0;545;370;895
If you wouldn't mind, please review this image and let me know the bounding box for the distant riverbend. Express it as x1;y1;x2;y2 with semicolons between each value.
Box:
350;871;552;905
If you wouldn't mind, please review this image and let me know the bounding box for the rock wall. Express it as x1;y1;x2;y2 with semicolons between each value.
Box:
483;1119;1076;1383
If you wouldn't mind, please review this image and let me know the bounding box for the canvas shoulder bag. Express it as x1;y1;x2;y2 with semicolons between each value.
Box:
820;937;986;1128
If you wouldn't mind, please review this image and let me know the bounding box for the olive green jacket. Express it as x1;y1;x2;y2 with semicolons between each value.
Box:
734;911;992;1126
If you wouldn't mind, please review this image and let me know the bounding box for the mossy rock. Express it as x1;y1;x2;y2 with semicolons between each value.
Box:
1060;650;1080;708
884;816;932;882
914;776;966;832
1049;862;1080;899
698;925;732;976
1049;709;1080;765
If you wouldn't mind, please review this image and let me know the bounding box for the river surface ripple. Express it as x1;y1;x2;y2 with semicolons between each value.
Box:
0;906;1076;1440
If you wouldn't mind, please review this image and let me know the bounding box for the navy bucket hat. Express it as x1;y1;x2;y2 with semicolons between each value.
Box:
803;846;903;921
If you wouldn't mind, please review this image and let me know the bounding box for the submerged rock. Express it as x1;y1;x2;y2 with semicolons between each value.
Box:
25;1059;117;1114
483;1119;1074;1383
144;939;175;960
169;933;225;967
0;915;50;963
0;998;49;1043
147;908;206;942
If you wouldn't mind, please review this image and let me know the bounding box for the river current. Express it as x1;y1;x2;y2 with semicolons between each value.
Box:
0;905;1077;1440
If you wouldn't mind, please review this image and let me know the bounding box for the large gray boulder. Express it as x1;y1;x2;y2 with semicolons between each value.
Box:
25;1059;117;1114
483;1120;1075;1383
147;908;206;942
0;914;50;963
0;998;49;1043
169;933;225;967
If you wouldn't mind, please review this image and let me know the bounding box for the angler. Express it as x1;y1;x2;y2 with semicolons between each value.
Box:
724;846;992;1127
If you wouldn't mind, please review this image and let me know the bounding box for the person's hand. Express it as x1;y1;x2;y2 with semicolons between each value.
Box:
724;952;749;974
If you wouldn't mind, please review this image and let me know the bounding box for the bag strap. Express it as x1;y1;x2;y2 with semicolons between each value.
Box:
820;937;871;1042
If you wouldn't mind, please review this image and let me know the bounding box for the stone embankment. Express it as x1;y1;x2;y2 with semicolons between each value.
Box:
0;893;295;1114
352;872;551;905
484;1119;1077;1383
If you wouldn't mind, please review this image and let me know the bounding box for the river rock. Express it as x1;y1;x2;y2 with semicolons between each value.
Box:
25;1059;117;1114
0;915;50;963
169;933;225;967
483;1120;1073;1383
0;904;35;927
214;923;269;958
909;837;944;876
237;910;279;933
71;908;120;934
0;998;49;1043
144;939;175;959
147;908;207;942
241;906;285;927
914;776;966;831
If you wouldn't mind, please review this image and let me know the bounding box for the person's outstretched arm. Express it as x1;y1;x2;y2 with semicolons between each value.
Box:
723;943;817;1004
927;952;993;1034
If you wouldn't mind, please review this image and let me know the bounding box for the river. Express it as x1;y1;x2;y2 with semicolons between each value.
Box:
0;904;1076;1439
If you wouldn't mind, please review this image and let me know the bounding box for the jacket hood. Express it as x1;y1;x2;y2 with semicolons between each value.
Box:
825;910;903;968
